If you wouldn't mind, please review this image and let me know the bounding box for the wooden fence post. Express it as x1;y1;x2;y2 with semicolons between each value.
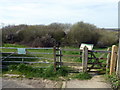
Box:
53;46;56;72
82;46;88;72
106;48;111;71
59;47;62;67
116;38;120;77
110;45;118;75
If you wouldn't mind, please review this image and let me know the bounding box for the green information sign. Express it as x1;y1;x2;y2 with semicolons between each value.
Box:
17;48;26;54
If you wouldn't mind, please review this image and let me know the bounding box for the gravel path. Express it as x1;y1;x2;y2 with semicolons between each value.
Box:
66;75;111;88
2;75;112;88
2;77;62;88
3;79;34;88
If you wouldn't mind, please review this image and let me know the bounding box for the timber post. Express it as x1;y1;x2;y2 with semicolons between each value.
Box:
110;45;118;75
106;48;111;72
82;46;88;72
59;47;62;67
53;46;56;72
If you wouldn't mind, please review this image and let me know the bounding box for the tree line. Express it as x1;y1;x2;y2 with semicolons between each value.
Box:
2;21;118;48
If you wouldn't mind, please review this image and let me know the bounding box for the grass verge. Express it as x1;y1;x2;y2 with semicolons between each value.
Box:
3;63;93;81
73;72;92;80
104;73;120;90
3;64;71;80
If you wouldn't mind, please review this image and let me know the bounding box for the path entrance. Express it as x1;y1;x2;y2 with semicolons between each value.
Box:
66;75;111;88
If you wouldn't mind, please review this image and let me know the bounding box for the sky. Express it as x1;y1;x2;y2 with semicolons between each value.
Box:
0;0;119;28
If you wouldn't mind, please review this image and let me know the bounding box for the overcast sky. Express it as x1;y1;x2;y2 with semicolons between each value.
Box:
0;0;119;28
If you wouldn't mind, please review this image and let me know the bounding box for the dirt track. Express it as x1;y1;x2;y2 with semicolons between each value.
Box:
2;75;111;88
66;75;111;88
2;77;62;88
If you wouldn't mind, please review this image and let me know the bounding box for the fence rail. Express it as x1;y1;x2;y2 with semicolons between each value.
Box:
61;49;82;51
0;47;53;49
2;57;41;59
28;52;54;55
56;54;82;57
89;50;111;53
56;62;82;66
1;46;113;73
2;61;52;64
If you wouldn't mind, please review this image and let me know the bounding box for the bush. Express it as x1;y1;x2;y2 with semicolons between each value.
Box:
2;25;28;43
97;30;118;47
105;74;120;89
16;24;65;47
67;22;99;46
2;22;118;47
32;34;56;47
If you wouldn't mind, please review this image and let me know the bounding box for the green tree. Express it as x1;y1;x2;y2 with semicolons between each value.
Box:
97;29;118;47
67;21;99;46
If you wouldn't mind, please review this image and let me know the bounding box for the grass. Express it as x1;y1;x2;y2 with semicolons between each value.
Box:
105;73;120;90
3;43;27;48
3;64;71;80
73;72;92;80
3;63;93;81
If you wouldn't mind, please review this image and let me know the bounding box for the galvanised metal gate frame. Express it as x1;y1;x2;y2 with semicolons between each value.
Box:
1;47;54;68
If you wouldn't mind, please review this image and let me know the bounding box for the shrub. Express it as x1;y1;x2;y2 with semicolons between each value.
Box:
17;24;65;47
67;21;99;46
32;34;56;47
2;22;118;47
97;30;118;47
105;74;120;89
